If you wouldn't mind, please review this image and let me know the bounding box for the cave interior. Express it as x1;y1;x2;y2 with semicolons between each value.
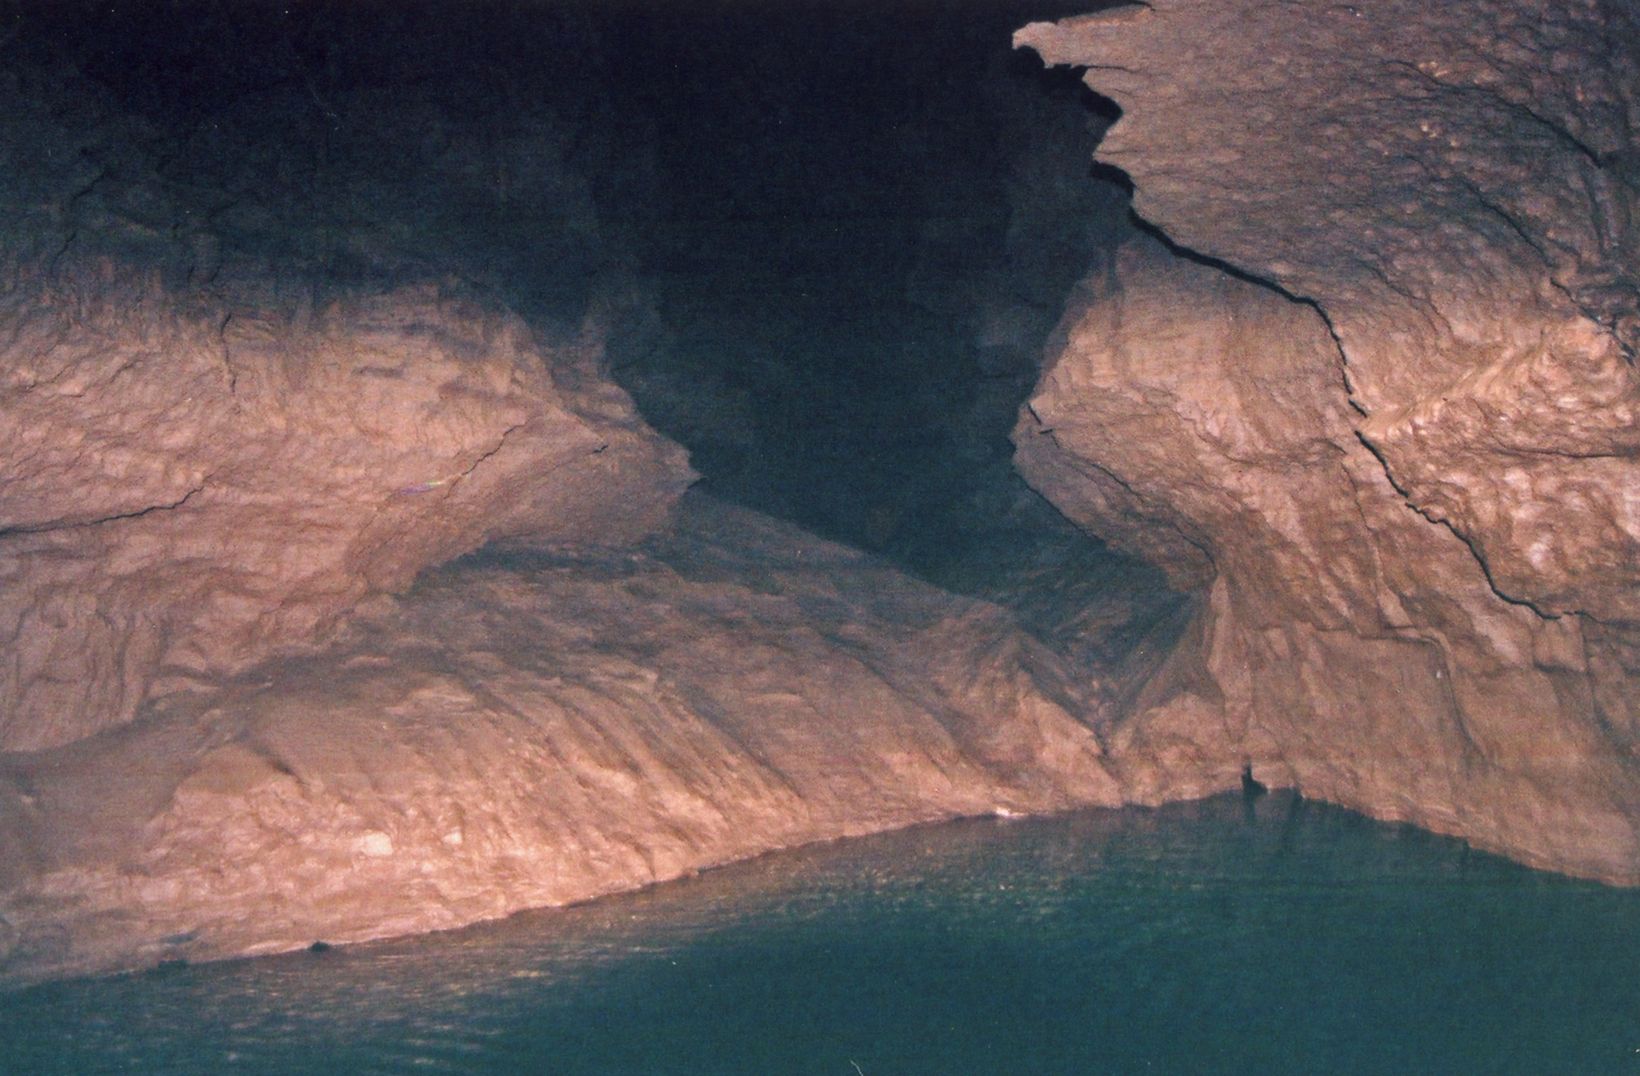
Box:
7;0;1636;988
40;0;1155;591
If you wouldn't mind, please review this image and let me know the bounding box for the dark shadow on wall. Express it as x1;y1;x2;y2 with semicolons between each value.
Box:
586;5;1152;600
6;0;1182;660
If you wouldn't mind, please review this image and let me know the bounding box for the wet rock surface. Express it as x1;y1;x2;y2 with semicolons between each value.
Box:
0;495;1123;983
1016;0;1640;880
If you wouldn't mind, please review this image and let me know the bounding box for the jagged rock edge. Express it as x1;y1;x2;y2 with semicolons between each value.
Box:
1037;60;1568;627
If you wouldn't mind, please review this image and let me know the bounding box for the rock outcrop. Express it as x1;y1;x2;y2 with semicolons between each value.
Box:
0;271;690;753
1015;0;1640;881
0;13;1137;983
0;495;1120;983
7;0;1637;988
0;62;692;752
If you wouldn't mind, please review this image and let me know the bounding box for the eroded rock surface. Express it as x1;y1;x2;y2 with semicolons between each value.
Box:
0;63;692;751
1015;0;1640;880
0;276;690;753
0;496;1120;983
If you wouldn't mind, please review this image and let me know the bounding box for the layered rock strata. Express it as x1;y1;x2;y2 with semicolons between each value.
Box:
1015;0;1640;881
0;495;1120;983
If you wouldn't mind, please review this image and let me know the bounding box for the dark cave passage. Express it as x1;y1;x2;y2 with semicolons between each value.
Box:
564;2;1184;659
587;3;1132;584
9;0;1175;650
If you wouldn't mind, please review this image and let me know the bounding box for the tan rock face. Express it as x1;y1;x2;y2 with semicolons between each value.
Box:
0;68;693;752
0;34;1128;982
0;11;1140;985
1015;0;1640;880
6;0;1637;988
0;275;692;752
0;495;1120;983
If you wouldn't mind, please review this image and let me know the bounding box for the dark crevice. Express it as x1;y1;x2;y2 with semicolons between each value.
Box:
1125;208;1374;423
1126;211;1316;308
582;1;1163;618
0;484;206;540
6;0;1180;662
1351;430;1562;620
1117;201;1567;622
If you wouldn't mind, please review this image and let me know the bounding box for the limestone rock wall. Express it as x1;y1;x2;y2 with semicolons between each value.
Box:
1015;0;1640;880
0;495;1119;984
0;64;693;751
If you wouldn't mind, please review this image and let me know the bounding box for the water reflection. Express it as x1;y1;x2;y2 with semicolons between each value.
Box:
7;793;1640;1074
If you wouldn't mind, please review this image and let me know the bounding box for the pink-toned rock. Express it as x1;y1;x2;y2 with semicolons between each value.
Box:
0;275;692;752
0;496;1120;983
1015;0;1640;881
0;66;693;752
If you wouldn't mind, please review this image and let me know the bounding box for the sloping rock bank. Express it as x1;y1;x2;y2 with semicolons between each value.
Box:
1015;0;1640;881
0;24;1133;986
0;495;1120;984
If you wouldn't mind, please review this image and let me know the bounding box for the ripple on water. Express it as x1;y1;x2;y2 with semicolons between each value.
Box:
5;792;1640;1075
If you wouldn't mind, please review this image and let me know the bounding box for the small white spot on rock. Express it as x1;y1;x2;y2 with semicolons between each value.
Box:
356;831;394;857
441;829;464;847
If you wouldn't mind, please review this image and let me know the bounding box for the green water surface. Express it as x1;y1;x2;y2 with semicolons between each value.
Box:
5;792;1639;1074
